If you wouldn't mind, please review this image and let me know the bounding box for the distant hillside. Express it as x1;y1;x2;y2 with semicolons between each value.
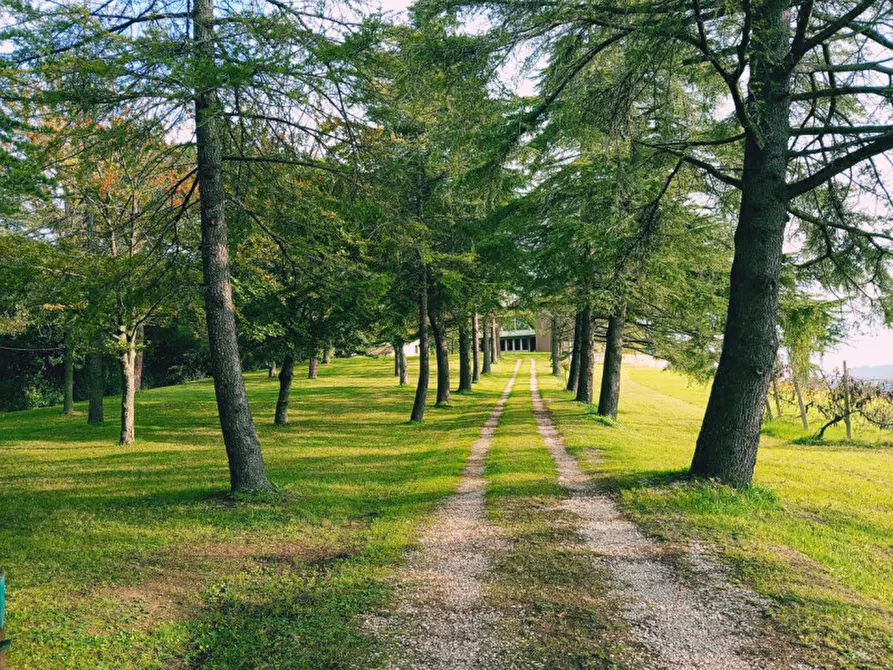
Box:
849;364;893;380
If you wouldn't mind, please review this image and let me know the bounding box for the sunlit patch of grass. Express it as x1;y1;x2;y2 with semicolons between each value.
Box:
537;358;893;669
0;355;517;669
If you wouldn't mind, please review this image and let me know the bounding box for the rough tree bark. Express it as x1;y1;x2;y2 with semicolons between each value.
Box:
458;319;472;392
566;311;582;392
119;326;138;445
410;263;429;422
430;310;450;406
574;306;594;405
194;0;272;492
482;316;492;374
62;333;75;415
274;355;294;426
87;334;104;425
597;303;626;420
691;0;791;488
550;314;561;375
472;312;480;383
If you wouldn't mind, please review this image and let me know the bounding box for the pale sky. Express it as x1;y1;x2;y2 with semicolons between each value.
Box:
376;0;893;369
823;329;893;369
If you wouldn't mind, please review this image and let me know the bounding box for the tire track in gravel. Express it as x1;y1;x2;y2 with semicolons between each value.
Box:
365;359;524;670
528;359;807;670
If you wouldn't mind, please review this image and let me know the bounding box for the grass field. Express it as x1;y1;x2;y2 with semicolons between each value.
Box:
1;353;891;668
539;363;893;669
0;357;517;669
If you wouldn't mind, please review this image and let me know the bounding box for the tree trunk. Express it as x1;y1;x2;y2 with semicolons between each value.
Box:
119;327;137;445
194;0;272;493
394;345;400;376
491;321;499;361
268;362;277;378
458;320;472;392
575;307;594;404
133;323;144;392
691;0;791;488
308;353;319;379
87;334;104;425
322;346;332;364
482;316;492;374
842;360;853;440
410;264;429;422
597;303;626;419
566;311;582;392
274;355;294;426
772;373;783;417
430;310;450;406
765;399;774;421
550;314;561;375
62;333;75;414
472;312;480;383
792;368;809;429
399;348;409;386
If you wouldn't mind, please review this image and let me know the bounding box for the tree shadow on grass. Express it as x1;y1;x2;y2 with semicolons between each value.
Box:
595;468;691;494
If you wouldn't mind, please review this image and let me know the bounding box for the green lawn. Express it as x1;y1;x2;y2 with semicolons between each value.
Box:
2;354;891;669
538;360;893;669
0;356;517;669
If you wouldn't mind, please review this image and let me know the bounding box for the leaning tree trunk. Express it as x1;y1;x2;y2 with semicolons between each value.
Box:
410;264;429;422
119;327;137;445
792;365;809;430
597;303;626;420
550;314;561;375
472;313;480;383
458;320;472;392
133;323;144;393
62;333;75;415
566;311;582;392
87;334;104;425
274;355;295;426
430;311;450;406
691;0;791;488
194;0;272;493
482;316;492;374
308;353;319;379
575;307;594;404
399;348;409;386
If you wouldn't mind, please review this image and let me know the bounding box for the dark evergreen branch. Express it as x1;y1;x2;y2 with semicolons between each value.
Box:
788;133;893;197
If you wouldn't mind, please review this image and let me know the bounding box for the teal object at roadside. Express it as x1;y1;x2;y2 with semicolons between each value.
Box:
0;573;5;628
